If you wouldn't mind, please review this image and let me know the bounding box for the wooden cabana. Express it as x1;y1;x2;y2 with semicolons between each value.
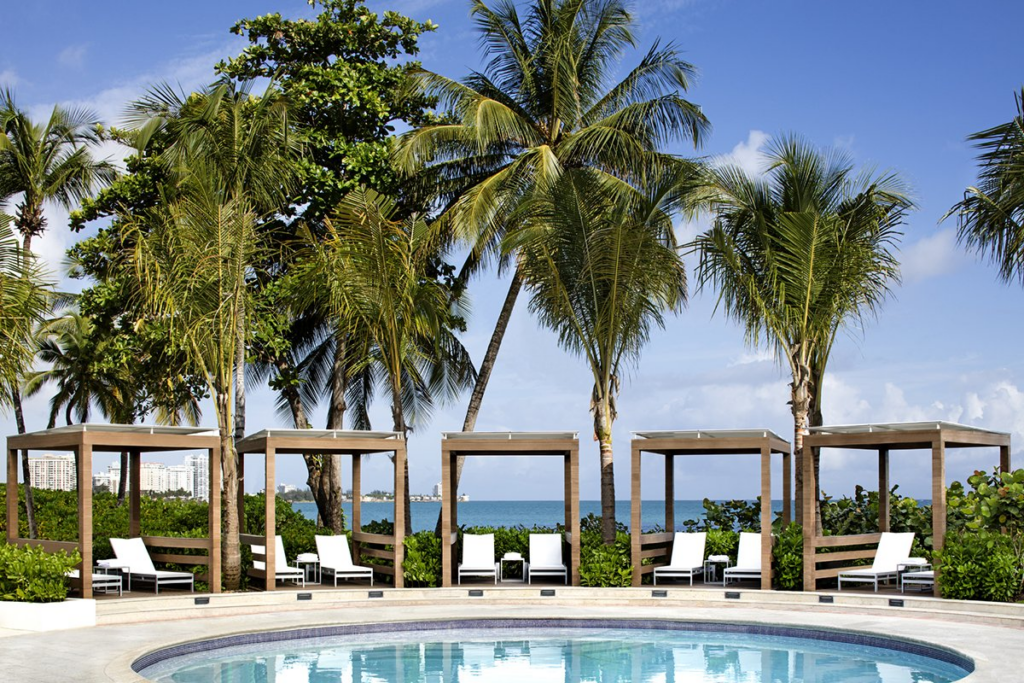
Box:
630;429;792;590
802;421;1011;597
235;429;407;590
440;431;581;587
5;424;221;598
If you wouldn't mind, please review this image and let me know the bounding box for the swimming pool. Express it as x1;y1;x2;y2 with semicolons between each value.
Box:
135;619;972;682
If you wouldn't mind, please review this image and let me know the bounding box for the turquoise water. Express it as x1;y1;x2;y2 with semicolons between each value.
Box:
138;626;969;682
293;500;787;532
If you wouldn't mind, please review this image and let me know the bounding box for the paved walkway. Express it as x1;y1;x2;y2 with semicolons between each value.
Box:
4;600;1018;682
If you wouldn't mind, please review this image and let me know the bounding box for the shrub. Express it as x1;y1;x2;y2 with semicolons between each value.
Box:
0;544;80;603
704;529;738;559
771;522;803;590
578;528;632;587
938;530;1023;602
403;531;442;587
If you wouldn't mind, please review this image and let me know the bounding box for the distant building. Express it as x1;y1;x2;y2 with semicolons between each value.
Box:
277;483;297;494
185;453;209;501
433;481;442;497
166;465;193;496
28;454;76;491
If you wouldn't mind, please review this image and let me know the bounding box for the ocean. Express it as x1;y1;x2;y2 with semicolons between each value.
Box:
291;500;787;533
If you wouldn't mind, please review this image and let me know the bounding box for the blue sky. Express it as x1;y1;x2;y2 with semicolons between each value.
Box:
2;0;1024;507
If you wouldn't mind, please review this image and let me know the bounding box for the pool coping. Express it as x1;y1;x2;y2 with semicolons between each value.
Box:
130;617;975;678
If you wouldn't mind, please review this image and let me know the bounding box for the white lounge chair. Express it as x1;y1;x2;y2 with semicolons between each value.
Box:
67;569;122;596
459;533;498;584
252;535;306;587
653;532;706;586
315;534;374;586
109;537;194;594
723;532;763;585
527;533;567;584
837;532;914;592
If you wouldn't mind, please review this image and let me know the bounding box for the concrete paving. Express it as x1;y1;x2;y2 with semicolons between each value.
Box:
3;593;1020;682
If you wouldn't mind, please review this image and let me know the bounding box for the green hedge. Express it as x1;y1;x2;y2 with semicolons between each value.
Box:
0;544;80;603
938;530;1023;602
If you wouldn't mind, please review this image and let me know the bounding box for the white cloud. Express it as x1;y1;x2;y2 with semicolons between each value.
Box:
900;227;966;282
715;130;771;178
0;69;19;87
57;44;88;68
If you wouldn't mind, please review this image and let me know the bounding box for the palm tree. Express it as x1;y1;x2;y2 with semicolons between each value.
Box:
0;88;114;536
948;88;1024;284
508;169;686;543
128;80;300;589
396;0;708;531
295;188;476;535
689;135;912;526
0;215;51;538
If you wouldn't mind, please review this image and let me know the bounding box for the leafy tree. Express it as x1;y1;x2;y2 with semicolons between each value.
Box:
395;0;708;535
0;89;113;536
294;188;475;535
217;0;437;220
690;135;911;526
217;0;439;533
949;88;1024;284
508;170;686;542
127;80;301;589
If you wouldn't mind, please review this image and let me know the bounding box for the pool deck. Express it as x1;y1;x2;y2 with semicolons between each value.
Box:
4;587;1021;682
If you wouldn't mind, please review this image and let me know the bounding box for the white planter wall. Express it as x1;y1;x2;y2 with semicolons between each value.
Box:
0;598;96;631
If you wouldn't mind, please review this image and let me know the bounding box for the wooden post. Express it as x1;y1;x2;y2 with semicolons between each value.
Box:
237;453;246;534
352;454;362;565
569;445;581;586
79;443;93;599
801;438;817;592
1000;444;1011;473
129;450;141;538
6;445;17;544
782;451;792;524
264;446;276;592
394;444;406;589
760;444;772;591
441;446;452;588
931;438;946;598
630;444;642;587
664;455;675;533
208;446;221;593
878;448;890;533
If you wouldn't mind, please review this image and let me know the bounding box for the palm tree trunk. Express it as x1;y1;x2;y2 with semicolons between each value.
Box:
391;397;412;537
320;334;346;533
11;387;37;539
790;370;811;530
217;391;241;590
593;393;616;545
116;451;128;506
810;395;824;536
434;270;522;535
233;312;246;443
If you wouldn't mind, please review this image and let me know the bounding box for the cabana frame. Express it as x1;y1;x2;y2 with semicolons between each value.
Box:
6;424;221;598
630;429;792;590
235;429;406;590
802;421;1011;597
440;432;581;587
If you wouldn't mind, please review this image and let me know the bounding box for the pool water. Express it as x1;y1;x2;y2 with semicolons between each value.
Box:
138;627;970;683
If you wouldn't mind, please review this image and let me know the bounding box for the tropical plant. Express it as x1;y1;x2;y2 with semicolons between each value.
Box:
0;543;80;603
689;135;912;526
395;0;709;534
127;80;301;589
293;188;475;535
508;170;686;542
948;88;1024;284
0;88;114;539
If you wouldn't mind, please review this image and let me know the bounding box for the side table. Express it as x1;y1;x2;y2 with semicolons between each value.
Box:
295;553;320;584
500;553;525;583
704;555;731;585
97;559;131;592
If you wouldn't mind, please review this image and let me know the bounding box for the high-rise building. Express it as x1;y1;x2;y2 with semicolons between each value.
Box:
139;462;167;493
28;454;76;491
433;481;442;497
166;465;193;496
185;453;209;502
